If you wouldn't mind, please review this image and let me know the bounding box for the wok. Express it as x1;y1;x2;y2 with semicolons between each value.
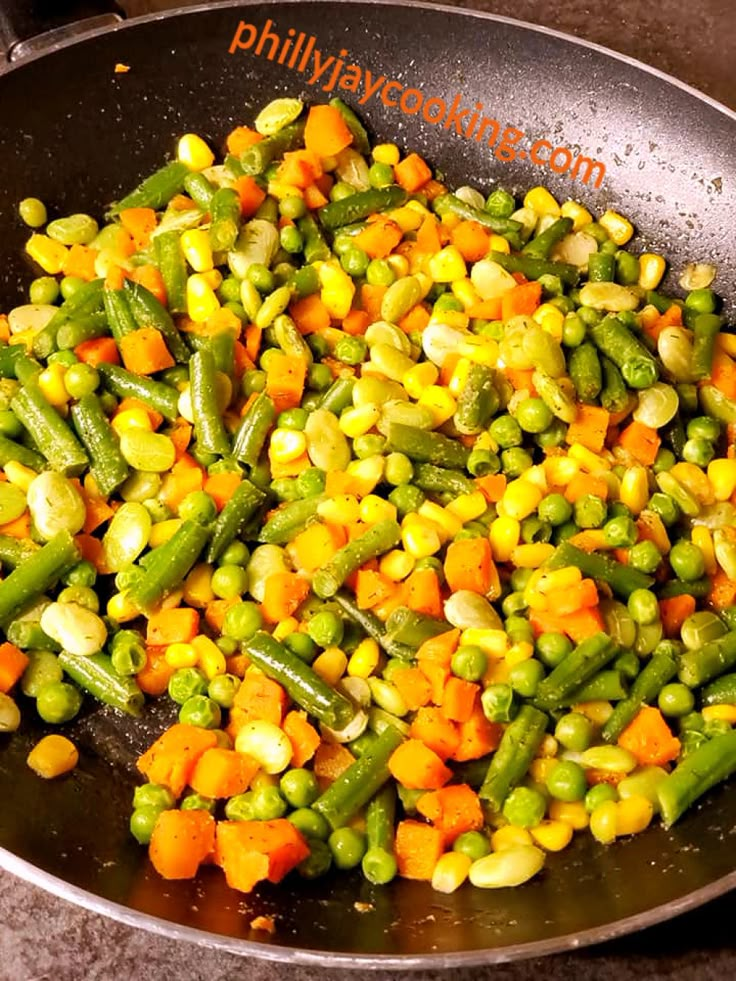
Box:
0;0;735;968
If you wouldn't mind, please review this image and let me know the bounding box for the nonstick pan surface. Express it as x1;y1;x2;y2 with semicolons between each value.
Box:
0;1;735;967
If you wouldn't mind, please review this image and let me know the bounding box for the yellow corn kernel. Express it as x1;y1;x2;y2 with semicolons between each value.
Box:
501;479;543;521
149;518;183;548
590;800;619;844
180;229;214;273
38;363;69;407
373;142;400;165
267;181;304;201
26;734;78;779
619;464;649;514
183;563;215;608
111;407;153;436
25;234;68;274
272;616;300;641
165;642;198;669
386;254;410;279
417;500;463;540
638;253;666;290
387;206;423;233
7;329;36;352
177;132;215;171
509;543;556;569
489;234;511;254
567;442;611;473
187;273;220;323
560;200;593;231
670;462;715;506
403;362;439;399
270;428;308;463
484;657;512;684
360;495;397;525
428;308;469;332
524;186;561;217
707;458;736;501
318;494;361;525
529;757;557;784
379;548;415;581
405;199;432;219
459;629;505;659
428;245;467;283
549;800;590;830
536;566;583;594
544;455;580;487
531;819;574;852
192;634;227;679
718;333;736;358
417;385;457;427
489;515;521;562
538;734;559;758
318;260;356;319
532;302;565;341
446;491;488;523
346;455;384;494
702;704;736;724
432;851;472;894
107;591;139;623
491;825;533;851
312;646;347;687
451;277;481;310
402;516;442;558
200;268;223;290
615;795;654;836
573;700;615;725
692;526;717;576
339;404;381;438
457;335;500;366
4;460;38;491
447;357;472;398
505;640;534;666
599;209;634;246
347;637;381;679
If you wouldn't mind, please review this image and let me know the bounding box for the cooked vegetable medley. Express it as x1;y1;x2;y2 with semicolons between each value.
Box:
3;96;736;898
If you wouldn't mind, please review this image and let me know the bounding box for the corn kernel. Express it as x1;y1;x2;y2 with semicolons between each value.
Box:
312;646;347;687
428;245;467;283
509;543;556;569
491;825;533;851
387;206;423;233
560;200;593;231
111;407;153;436
373;142;400;165
708;458;736;501
318;260;356;319
417;500;463;540
489;234;511;254
532;302;565;340
272;616;300;641
7;329;36;352
38;363;69;407
267;181;304;201
544;455;580;487
187;273;220;322
549;800;589;830
177;132;215;171
599;209;634;246
4;461;38;490
638;253;666;290
529;757;557;784
718;333;736;358
403;362;439;399
530;819;573;852
590;800;618;844
615;795;654;836
483;657;512;684
702;704;736;724
347;637;381;679
427;308;469;331
446;491;488;523
107;591;139;623
270;428;308;463
501;479;543;521
692;526;717;576
505;640;534;666
538;734;559;758
357;495;395;526
489;515;520;562
183;563;215;608
405;199;432;219
192;634;226;679
432;851;472;893
447;357;472;398
346;455;384;494
573;700;615;725
165;642;199;669
201;268;223;290
180;229;214;273
474;432;495;453
619;465;649;514
337;404;379;439
567;442;611;472
670;462;715;506
457;335;499;366
418;385;457;427
318;494;361;525
536;566;583;594
25;234;68;274
26;734;78;779
379;548;415;581
523;186;561;217
402;516;442;558
451;278;481;310
149;518;183;548
386;254;410;279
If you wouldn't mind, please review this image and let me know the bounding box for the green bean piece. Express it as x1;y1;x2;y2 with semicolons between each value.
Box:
361;784;398;884
240;121;305;176
245;631;354;730
127;521;210;613
601;653;678;742
563;669;628;706
189;349;230;457
691;313;722;381
432;196;523;248
534;634;619;711
312;520;401;599
600;356;630;413
0;345;24;379
70;394;130;498
187;330;236;376
123;280;190;364
0;435;45;471
183;172;215;210
232;392;276;467
657;731;736;827
479;705;548;810
384;607;451;649
587;251;616;282
0;535;38;571
546;542;654;598
273;314;312;362
412;463;476;497
658;577;711;601
313;724;405;829
11;382;88;477
297;214;331;263
569;342;603;403
532;370;577;424
108;161;189;215
486;250;579;287
206;479;267;563
454;364;497;434
58;651;144;716
386;422;469;469
33;278;105;359
522;217;573;259
102;287;138;343
333;591;415;661
317;376;355;414
56;317;109;351
329;97;370;155
209;188;242;253
589;316;659;389
97;364;179;421
154;230;188;314
258;494;323;545
319;186;408;231
6;618;59;652
678;631;736;688
0;532;80;625
699;385;736;425
702;673;736;706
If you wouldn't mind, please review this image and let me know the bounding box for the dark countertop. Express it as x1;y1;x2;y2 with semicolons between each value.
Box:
1;2;735;979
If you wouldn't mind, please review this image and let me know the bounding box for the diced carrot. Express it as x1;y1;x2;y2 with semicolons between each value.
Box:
617;705;681;766
416;784;484;844
82;494;114;533
73;533;106;572
416;628;461;666
261;572;310;624
204;598;238;634
275;149;323;189
388;739;452;790
451;705;503;761
451;221;491;263
643;302;683;342
243;324;262;362
0;512;30;540
342;309;370;336
443;538;493;596
528;606;605;643
567;529;609;553
265;352;307;414
137;723;218;796
392;666;432;712
360;283;388;321
290;521;346;574
231;175;267;218
422;179;447;201
617;420;661;466
564;473;609;503
659;594;697;637
441;677;479;724
354;568;396;610
565;404;611;453
398;302;431;336
169;420;193;459
290;293;332;334
539;578;599;616
129;264;167;306
203;471;242;512
710;349;736;399
324;469;373;499
62;244;98;281
394;819;444;880
226;125;263;155
304;105;353;157
283;710;321;768
354;216;403;259
409;706;461;761
467;297;504;320
313;741;355;785
708;569;736;610
405;568;443;618
0;642;29;694
501;281;542;320
189;747;259;798
74;336;120;366
503;366;536;391
119;207;157;250
160;458;205;512
149;809;215;880
146;607;200;646
303;182;329;210
137;646;175;697
119;326;174;375
416;214;443;255
233;672;288;726
215;819;309;893
417;659;451;705
475;473;507;503
394;153;432;193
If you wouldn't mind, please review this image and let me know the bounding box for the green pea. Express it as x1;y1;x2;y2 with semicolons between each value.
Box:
242;369;267;396
178;694;222;729
133;783;176;811
685;288;717;314
279;195;307;220
168;667;208;705
501;591;527;618
687;416;721;442
335;334;367;365
501;447;533;478
669;541;705;582
628;540;662;574
489;414;522;448
328;827;367;870
130;807;161;845
433;293;465;314
505;616;534;646
280;768;320;808
288;807;331;840
307;610;344;648
383;451;413;487
366;258;396;287
353;434;386;459
284;631;317;663
682;437;715;466
211;564;249;600
298;837;333;879
278;407;309;431
290;263;319;297
481;684;516;723
520;516;552;544
36;681;83;724
218;541;250;568
178;490;218;525
29;276;60;305
46;214;99;245
537;493;572;527
562;312;586;347
20;651;63;698
451;645;487;682
225;792;256;821
60;276;85;300
295;467;326;498
208;673;241;709
19;197;48;228
627;588;660;626
658;682;695;718
648;492;679;526
368;162;394;187
307;362;333;392
280;224;303;254
515;397;553;434
535;418;568;450
467;448;500;476
248;263;276;294
554;711;594;752
546;759;587;802
251;784;288;821
574;493;608;530
388;483;425;516
222;601;263;642
535;631;573;668
485;188;515;218
341;247;370;278
604;515;638;548
502;786;547;828
63;362;99;399
508;659;545;698
453;830;491;860
585;783;618;812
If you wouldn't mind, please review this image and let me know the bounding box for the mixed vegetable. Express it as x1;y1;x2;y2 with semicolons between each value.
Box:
2;95;736;900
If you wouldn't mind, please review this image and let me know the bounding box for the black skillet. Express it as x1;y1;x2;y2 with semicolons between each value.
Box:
0;1;735;968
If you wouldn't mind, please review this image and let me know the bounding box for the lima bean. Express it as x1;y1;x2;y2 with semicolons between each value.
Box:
40;601;107;656
26;472;86;541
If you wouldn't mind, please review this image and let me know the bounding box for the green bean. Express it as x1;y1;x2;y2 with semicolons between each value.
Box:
6;618;59;652
589;316;659;389
0;435;45;471
454;364;497;434
56;317;109;351
209;188;242;253
433;196;523;248
0;535;38;571
691;313;722;381
333;591;415;661
657;731;736;827
600;356;630;413
123;280;190;364
70;394;130;497
386;422;468;469
522;217;573;259
657;577;711;599
244;631;354;730
240;121;305;175
317;376;355;414
569;342;602;403
258;494;323;545
102;288;138;343
546;542;654;598
206;479;267;564
11;382;88;476
534;633;619;711
587;252;616;282
33;279;105;359
678;631;736;688
183;172;215;210
154;230;188;314
187;330;236;376
601;653;678;742
297;214;330;262
319;186;408;231
232;392;276;467
412;463;476;497
532;370;577;424
97;364;180;421
0;532;80;625
127;521;210;612
313;724;405;829
312;520;402;598
564;669;628;706
699;385;736;425
58;650;144;716
487;250;579;287
189;349;230;457
384;607;451;649
479;705;548;810
0;345;25;379
108;161;189;215
702;672;736;706
330;97;371;155
361;784;397;884
273;314;312;362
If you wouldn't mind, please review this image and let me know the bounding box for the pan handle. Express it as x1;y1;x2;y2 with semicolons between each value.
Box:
0;0;124;64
